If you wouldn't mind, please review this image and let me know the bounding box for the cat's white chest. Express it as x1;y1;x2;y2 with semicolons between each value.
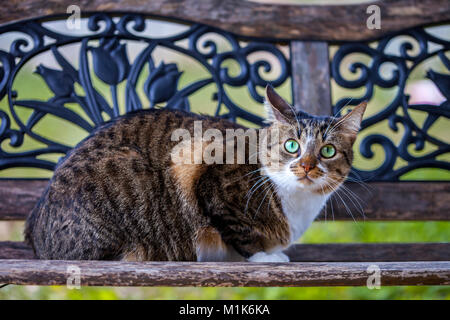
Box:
278;189;328;243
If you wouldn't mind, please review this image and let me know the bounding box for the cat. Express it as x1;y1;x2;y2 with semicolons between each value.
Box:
24;85;366;262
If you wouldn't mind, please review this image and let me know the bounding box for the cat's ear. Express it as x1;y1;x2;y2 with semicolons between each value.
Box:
264;85;295;124
338;101;367;134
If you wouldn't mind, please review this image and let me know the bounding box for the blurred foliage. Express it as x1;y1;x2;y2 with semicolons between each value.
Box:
1;284;449;300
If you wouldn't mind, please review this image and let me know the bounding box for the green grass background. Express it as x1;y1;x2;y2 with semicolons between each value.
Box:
0;1;449;299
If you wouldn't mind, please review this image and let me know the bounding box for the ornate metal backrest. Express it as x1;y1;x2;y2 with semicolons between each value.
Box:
0;13;448;182
331;26;450;181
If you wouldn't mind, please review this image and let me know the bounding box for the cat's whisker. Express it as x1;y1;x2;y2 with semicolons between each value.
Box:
328;174;367;207
324;118;347;138
339;183;366;208
329;191;336;222
330;172;374;195
336;191;364;234
340;188;366;215
245;176;271;214
243;168;264;176
245;178;264;201
323;98;354;138
245;176;269;199
254;182;275;218
347;171;375;194
266;185;277;213
231;168;263;183
325;179;334;221
319;183;328;222
322;180;336;221
248;174;267;183
323;118;337;140
324;179;357;224
325;179;365;230
249;150;265;162
286;102;302;136
335;183;366;220
330;194;336;221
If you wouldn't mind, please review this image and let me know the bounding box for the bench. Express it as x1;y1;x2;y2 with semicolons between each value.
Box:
0;0;449;287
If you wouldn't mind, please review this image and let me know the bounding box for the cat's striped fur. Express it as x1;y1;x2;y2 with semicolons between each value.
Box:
25;86;366;262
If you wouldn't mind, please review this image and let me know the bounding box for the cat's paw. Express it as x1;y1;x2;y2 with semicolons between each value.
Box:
273;252;290;262
248;251;290;263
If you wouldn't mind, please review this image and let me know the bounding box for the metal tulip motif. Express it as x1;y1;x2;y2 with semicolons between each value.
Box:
35;64;74;97
91;39;130;86
90;39;131;116
144;62;183;107
26;64;77;133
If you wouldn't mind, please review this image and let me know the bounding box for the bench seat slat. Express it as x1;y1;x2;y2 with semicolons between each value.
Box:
1;180;449;221
2;241;449;262
0;259;448;287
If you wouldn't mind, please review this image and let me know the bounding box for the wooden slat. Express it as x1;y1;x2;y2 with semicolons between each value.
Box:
291;41;331;116
316;181;450;221
0;242;35;260
0;0;449;41
284;243;450;262
0;179;47;220
1;180;449;221
0;259;448;287
2;241;449;262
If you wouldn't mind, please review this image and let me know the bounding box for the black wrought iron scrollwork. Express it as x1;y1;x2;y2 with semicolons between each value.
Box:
331;26;450;181
0;13;290;173
1;13;448;181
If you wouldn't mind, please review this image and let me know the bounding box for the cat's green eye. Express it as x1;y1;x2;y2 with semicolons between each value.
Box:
284;139;299;154
321;144;336;158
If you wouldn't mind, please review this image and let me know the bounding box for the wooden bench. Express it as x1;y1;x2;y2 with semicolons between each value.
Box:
0;0;449;287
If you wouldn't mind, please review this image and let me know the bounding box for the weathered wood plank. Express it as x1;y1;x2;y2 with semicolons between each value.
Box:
315;181;450;221
0;259;448;287
0;0;449;41
2;241;449;262
291;41;331;116
1;180;448;221
285;243;450;262
0;179;47;220
0;241;35;260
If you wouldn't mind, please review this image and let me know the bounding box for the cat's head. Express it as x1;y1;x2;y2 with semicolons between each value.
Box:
260;85;366;194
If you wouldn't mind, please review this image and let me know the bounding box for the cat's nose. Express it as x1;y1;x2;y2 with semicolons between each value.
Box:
300;158;316;173
301;163;315;173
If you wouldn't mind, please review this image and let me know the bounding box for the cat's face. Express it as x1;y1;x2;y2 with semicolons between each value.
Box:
260;86;366;194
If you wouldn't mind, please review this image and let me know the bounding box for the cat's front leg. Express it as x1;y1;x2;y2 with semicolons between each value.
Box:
248;251;290;262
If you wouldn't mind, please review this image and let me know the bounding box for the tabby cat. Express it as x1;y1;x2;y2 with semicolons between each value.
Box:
25;86;366;262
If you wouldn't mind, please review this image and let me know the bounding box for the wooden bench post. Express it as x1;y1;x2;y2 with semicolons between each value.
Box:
290;41;332;116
